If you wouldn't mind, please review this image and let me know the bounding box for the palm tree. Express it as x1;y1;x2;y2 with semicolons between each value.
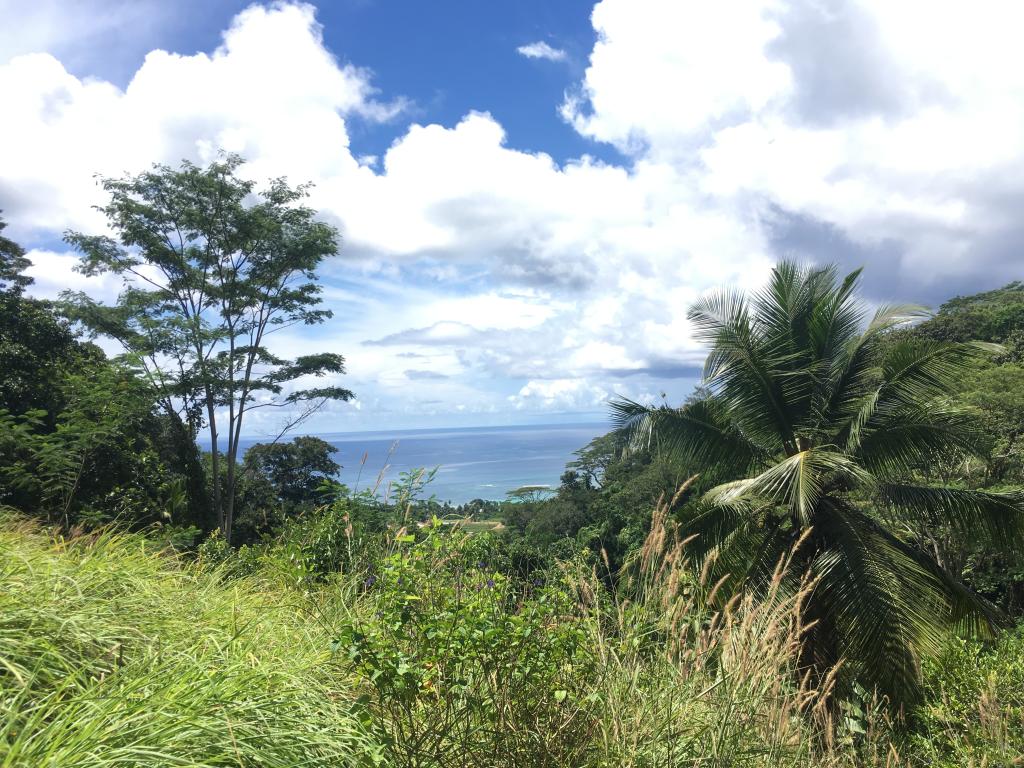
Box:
612;262;1024;706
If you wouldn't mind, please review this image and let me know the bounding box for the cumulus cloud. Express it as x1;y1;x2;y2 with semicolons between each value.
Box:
404;369;449;380
510;378;609;411
3;0;1024;427
0;0;172;76
22;249;122;302
516;41;568;62
367;321;482;346
0;2;404;234
565;0;1024;297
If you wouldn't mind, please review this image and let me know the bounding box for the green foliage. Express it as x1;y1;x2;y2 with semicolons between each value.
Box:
63;155;353;540
13;498;1024;766
502;433;695;579
244;435;340;511
915;281;1024;346
892;281;1024;613
0;358;194;529
963;364;1024;484
904;628;1024;765
228;435;341;545
612;262;1024;706
0;224;210;533
177;501;871;766
335;522;598;765
0;290;100;426
0;214;31;295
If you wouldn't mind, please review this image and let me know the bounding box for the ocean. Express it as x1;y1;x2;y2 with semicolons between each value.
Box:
232;422;610;504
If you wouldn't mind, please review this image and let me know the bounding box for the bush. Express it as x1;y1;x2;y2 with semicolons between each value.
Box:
330;521;599;766
903;628;1024;766
13;500;1024;767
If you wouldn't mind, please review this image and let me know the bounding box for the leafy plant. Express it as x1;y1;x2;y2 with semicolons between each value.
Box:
331;520;599;767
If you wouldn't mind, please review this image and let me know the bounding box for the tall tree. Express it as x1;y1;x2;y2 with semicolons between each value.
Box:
64;156;353;540
612;262;1024;706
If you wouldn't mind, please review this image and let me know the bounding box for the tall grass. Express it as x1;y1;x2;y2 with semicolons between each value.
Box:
2;500;1021;767
0;515;379;767
579;498;851;767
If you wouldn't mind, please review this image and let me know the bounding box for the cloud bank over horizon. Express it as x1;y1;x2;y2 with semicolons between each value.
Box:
1;0;1022;432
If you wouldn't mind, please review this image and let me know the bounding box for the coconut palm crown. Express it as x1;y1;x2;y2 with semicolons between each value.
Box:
612;262;1024;706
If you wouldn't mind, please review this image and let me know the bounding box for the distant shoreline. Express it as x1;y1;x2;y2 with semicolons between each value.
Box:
198;422;610;505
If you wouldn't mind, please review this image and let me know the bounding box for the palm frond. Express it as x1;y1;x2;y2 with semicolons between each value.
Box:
704;448;875;526
809;501;953;703
689;288;797;450
608;395;760;476
880;340;998;406
864;303;930;335
611;260;1021;709
684;509;796;603
810;499;1004;702
853;403;983;477
879;484;1024;549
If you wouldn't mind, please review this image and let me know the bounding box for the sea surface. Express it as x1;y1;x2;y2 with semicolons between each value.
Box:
232;422;609;504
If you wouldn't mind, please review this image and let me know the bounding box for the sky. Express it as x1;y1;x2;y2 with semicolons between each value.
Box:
1;0;1023;435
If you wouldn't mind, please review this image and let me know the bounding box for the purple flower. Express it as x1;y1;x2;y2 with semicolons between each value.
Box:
364;575;376;587
486;579;495;589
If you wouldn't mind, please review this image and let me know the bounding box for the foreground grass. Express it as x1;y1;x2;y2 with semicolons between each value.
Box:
0;517;379;767
2;512;857;767
2;507;1022;767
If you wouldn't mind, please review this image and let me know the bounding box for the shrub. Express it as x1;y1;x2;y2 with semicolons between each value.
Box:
903;628;1024;766
329;521;599;767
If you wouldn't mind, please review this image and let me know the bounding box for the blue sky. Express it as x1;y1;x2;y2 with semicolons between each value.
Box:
2;0;1024;435
16;0;615;166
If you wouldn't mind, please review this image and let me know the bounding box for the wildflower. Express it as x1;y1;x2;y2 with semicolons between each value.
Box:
364;574;376;588
486;578;495;589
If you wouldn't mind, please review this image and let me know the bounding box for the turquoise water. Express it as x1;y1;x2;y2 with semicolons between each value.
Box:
234;422;609;504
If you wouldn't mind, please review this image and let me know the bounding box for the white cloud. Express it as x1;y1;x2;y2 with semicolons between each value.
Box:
516;41;568;62
0;2;403;234
23;249;122;303
563;0;790;156
0;0;170;74
565;0;1024;293
4;0;1024;428
510;378;609;411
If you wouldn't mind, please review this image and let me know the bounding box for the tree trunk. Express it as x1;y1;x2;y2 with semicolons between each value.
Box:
207;399;224;538
224;447;235;543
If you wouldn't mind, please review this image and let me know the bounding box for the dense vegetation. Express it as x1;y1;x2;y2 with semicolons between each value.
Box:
2;166;1024;765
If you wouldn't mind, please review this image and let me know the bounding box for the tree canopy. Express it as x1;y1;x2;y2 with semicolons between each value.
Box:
0;213;31;294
